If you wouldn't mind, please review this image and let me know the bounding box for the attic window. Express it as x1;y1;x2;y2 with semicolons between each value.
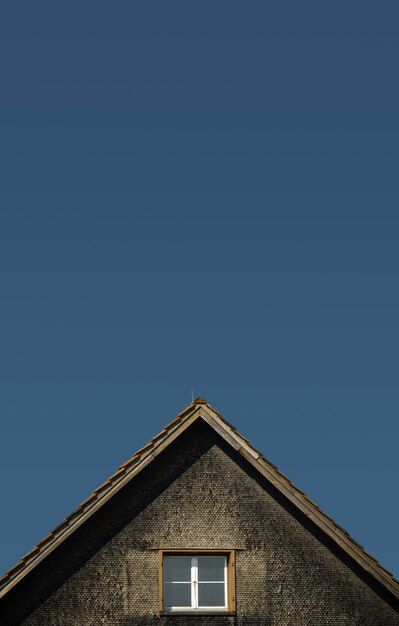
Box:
159;551;235;614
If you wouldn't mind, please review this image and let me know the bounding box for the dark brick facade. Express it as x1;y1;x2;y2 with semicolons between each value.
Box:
1;419;398;625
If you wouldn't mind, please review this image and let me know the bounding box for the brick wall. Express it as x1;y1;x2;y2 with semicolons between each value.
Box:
1;419;398;625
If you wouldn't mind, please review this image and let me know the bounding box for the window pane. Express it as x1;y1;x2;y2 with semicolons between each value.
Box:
163;557;191;582
198;582;225;607
164;582;191;607
197;557;225;582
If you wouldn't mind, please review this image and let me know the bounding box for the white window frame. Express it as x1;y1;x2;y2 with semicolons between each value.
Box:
162;554;229;613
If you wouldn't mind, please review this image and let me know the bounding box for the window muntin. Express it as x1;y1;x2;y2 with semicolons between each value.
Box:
162;553;231;612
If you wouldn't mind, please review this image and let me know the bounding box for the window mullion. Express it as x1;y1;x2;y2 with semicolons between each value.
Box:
192;557;198;608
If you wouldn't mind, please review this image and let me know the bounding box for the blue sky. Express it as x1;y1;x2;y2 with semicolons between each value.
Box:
1;4;398;579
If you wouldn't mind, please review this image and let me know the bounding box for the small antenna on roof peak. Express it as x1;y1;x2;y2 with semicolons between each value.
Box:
191;389;194;403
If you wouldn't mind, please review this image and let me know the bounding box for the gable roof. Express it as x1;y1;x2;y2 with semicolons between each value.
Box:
0;397;398;602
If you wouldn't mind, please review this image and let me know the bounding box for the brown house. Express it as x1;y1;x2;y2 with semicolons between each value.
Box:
1;398;398;625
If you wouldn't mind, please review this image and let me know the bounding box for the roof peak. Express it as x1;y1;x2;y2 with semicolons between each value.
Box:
193;396;208;405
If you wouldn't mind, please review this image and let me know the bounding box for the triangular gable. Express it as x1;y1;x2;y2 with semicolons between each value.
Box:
1;397;398;602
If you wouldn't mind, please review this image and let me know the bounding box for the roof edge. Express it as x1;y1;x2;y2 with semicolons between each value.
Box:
0;401;202;598
199;405;399;600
